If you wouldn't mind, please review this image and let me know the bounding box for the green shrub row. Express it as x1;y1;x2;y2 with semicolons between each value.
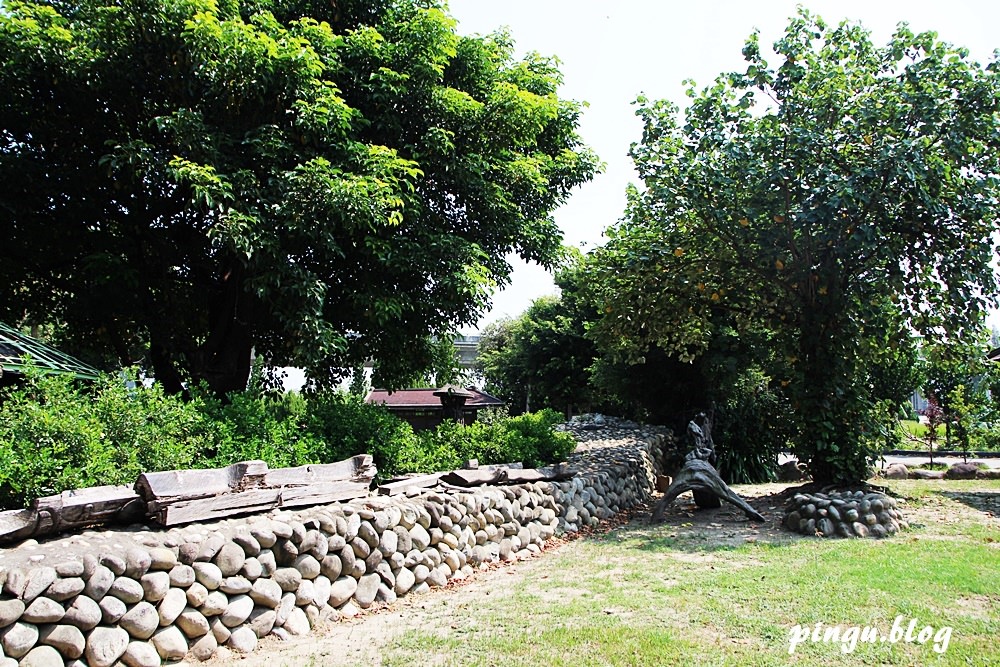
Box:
0;367;576;510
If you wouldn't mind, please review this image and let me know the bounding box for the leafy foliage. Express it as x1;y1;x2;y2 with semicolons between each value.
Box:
0;0;599;395
0;367;574;508
584;10;1000;483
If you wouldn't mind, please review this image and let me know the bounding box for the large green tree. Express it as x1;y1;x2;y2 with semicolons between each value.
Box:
0;0;598;395
586;10;1000;483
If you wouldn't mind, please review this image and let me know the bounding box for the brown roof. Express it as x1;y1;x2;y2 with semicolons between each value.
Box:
365;387;504;409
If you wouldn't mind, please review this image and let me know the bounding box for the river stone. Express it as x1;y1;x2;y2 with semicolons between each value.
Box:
327;534;346;551
197;534;227;562
409;525;431;551
295;579;316;607
1;621;39;659
227;626;257;653
168;564;195;589
221;595;254;627
249;578;282;609
121;640;160;667
3;568;27;599
63;595;101;631
293;554;321;580
148;548;178;571
233;532;261;557
201;591;229;617
241;557;263;581
124;549;152;579
38;624;85;659
377;583;397;605
250;526;277;549
190;630;218;661
109;576;145;604
393;567;415;596
220;576;252;595
176;607;210;638
283;607;310;636
352;573;380;609
44;577;85;602
257;550;277;577
55;561;85;578
320;555;343;581
157;587;188;626
272;568;303;592
85;626;130;667
215;543;246;577
249;608;276;638
150;626;187;661
274;593;296;627
186;582;209;607
18;644;64;667
209;617;231;644
139;571;170;602
0;599;26;627
99;595;127;624
120;601;159;639
427;564;449;588
350;537;370;560
328;577;358;608
83;565;115;601
99;554;126;577
192;562;223;590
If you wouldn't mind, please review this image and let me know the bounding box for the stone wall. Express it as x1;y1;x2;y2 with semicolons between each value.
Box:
0;423;672;667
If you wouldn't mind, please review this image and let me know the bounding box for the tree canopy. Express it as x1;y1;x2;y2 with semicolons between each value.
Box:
0;0;599;395
585;9;1000;483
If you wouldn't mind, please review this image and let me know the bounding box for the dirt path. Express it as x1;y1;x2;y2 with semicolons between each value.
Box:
200;480;1000;667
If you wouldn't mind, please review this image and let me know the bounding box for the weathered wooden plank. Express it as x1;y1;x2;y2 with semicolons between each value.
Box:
136;460;268;501
264;455;375;487
151;479;373;526
376;473;444;496
0;485;143;545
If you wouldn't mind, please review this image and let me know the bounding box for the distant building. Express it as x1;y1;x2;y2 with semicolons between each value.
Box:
365;385;504;431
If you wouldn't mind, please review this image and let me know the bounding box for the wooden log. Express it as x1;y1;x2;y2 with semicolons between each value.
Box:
0;485;143;544
139;456;377;526
652;459;765;523
377;473;445;496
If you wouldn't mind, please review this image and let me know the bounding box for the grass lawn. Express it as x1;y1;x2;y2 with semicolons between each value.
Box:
375;479;999;667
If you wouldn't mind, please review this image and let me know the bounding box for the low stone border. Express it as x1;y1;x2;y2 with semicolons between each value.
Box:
783;490;907;538
0;424;671;666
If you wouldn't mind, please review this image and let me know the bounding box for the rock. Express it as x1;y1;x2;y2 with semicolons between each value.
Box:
1;621;39;659
393;567;415;596
219;576;252;595
282;607;310;636
233;532;261;557
248;608;276;638
328;577;358;608
157;587;188;626
209;617;231;644
168;564;195;588
945;462;980;479
0;599;26;628
293;555;321;580
192;562;223;590
884;463;908;479
109;576;145;604
99;595;127;623
201;591;229;617
148;548;178;571
62;595;102;631
190;631;218;661
83;565;115;601
249;578;282;609
214;543;246;577
272;567;303;592
150;626;188;661
177;607;210;638
312;576;331;608
18;645;64;667
44;576;85;602
354;573;380;609
84;626;130;667
816;517;835;537
120;601;159;639
120;640;161;667
55;561;85;578
124;549;152;579
20;568;57;604
274;593;296;627
186;581;209;607
409;524;431;551
426;564;449;588
99;554;127;576
227;626;258;653
221;595;254;627
377;583;397;605
38;624;86;659
139;571;171;603
295;579;316;607
910;468;945;480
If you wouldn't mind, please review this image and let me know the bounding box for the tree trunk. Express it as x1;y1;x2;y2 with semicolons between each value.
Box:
190;262;257;398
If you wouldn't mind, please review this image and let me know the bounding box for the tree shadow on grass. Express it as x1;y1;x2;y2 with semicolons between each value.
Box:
584;489;808;555
937;490;1000;518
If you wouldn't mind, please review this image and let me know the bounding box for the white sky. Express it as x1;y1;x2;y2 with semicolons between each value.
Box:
448;0;1000;331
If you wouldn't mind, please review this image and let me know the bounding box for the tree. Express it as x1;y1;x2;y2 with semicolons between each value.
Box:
0;0;599;396
586;9;1000;483
477;256;598;416
922;329;996;450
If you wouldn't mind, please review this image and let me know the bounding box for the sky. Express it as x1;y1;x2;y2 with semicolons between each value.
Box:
447;0;1000;331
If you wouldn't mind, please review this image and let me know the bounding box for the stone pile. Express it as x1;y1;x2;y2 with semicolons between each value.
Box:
783;489;908;539
0;426;670;666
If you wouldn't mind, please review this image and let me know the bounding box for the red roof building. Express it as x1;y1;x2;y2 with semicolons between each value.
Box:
365;385;504;431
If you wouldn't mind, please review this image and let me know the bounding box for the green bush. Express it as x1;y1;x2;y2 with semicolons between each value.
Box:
0;366;577;509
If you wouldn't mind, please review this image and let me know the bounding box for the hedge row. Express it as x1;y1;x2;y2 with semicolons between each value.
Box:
0;368;574;510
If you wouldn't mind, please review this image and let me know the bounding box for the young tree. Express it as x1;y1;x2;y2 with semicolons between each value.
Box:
587;10;1000;483
0;0;598;396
